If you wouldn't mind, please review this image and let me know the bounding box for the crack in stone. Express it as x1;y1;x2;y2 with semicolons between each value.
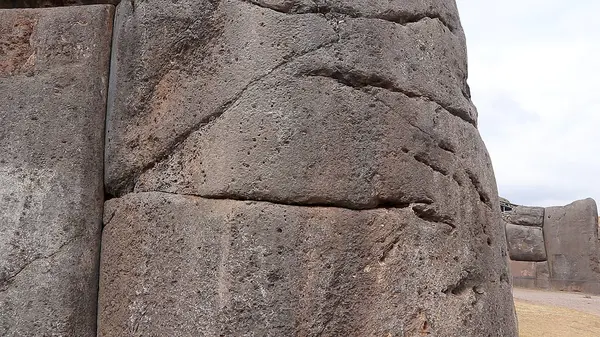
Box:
412;153;450;177
241;0;457;34
442;270;477;296
378;235;401;264
127;35;342;191
465;169;492;209
0;234;83;292
412;204;456;229
114;190;432;214
103;208;117;229
305;67;475;126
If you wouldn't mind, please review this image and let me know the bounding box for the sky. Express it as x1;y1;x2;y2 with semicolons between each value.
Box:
456;0;600;207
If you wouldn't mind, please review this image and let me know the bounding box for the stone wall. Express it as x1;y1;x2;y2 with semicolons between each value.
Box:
0;1;518;336
0;5;112;336
505;199;600;294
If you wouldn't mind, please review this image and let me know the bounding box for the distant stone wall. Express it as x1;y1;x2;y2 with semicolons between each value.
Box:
504;199;600;294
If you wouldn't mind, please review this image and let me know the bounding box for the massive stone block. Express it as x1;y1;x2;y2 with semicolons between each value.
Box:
502;205;544;227
100;192;516;336
505;223;546;261
104;0;477;199
0;5;112;336
100;0;517;335
544;198;600;294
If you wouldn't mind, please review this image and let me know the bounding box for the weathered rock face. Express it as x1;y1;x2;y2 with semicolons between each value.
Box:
502;206;544;227
0;5;112;336
0;0;119;9
99;0;518;336
544;198;600;293
104;0;478;200
505;223;546;261
100;192;516;336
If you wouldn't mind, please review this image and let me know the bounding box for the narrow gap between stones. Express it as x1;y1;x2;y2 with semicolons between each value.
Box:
0;0;118;8
124;189;433;212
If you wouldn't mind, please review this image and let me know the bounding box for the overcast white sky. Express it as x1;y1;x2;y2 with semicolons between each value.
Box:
456;0;600;207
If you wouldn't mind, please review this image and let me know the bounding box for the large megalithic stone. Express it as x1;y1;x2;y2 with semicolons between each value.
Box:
0;5;113;337
99;0;518;336
544;198;600;293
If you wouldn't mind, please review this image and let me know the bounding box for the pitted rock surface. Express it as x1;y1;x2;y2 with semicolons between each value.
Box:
544;198;600;293
100;192;517;336
502;205;544;227
104;0;476;198
0;5;112;337
98;0;518;335
505;223;546;262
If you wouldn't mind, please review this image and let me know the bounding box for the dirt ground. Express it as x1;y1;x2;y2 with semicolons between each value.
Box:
513;287;600;337
513;287;600;316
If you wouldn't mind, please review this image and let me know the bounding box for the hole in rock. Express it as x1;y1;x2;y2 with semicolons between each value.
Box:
0;0;118;8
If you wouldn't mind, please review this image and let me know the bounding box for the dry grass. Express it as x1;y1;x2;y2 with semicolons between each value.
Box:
515;299;600;337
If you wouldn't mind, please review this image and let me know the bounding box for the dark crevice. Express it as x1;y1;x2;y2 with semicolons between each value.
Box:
412;204;456;229
413;153;449;176
125;189;430;212
465;169;492;208
452;173;463;187
103;208;117;229
241;0;457;34
438;139;456;154
375;10;457;33
379;235;401;263
0;0;118;7
104;190;116;201
443;271;476;296
306;67;475;126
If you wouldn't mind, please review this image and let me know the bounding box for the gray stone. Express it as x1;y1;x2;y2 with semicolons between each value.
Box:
505;223;546;262
0;1;119;9
0;5;112;336
544;198;600;294
104;0;475;198
99;192;517;337
100;0;517;334
502;206;544;227
535;261;550;289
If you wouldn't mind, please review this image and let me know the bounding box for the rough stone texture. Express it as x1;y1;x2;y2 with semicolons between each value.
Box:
0;0;119;9
100;0;517;335
105;0;477;200
99;192;516;337
0;5;112;337
502;205;544;227
544;198;600;294
509;260;536;289
505;223;546;262
535;261;550;289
